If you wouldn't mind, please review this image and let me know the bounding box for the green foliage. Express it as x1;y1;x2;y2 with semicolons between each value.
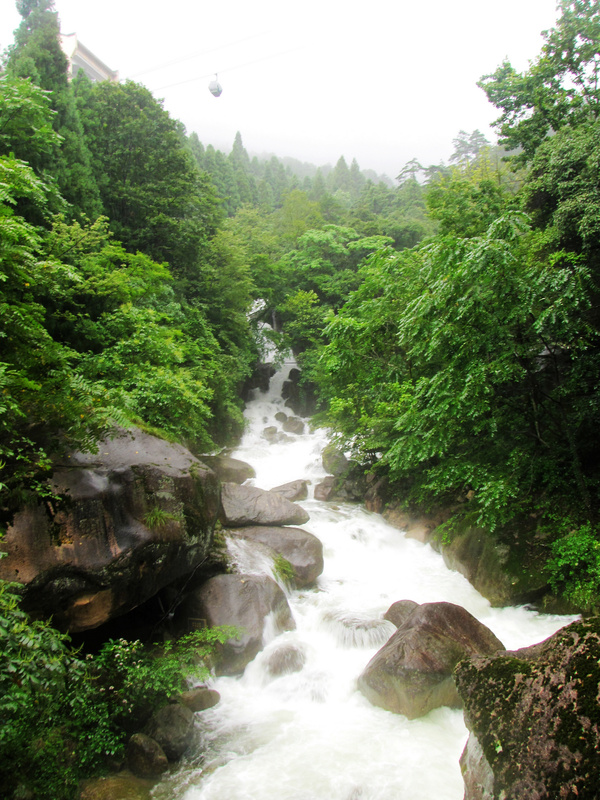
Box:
0;75;60;171
0;580;237;799
272;553;295;586
548;524;600;610
75;79;220;286
0;579;81;798
316;212;597;529
5;1;101;218
480;0;600;163
524;119;600;280
143;506;182;529
426;148;519;237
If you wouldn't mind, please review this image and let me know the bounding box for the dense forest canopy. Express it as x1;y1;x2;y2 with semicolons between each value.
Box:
1;0;599;584
1;0;600;793
1;0;600;600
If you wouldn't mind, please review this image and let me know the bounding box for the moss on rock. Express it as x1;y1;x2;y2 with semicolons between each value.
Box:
455;617;600;799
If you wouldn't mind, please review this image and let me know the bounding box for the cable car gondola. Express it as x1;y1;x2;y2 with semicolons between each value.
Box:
209;75;223;97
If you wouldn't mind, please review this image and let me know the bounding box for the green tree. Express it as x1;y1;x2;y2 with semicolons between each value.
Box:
75;80;220;289
449;129;490;167
426;151;516;238
5;0;101;217
479;0;600;162
317;214;597;529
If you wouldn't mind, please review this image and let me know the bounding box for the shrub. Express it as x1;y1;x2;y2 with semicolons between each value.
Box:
0;579;237;799
547;524;600;611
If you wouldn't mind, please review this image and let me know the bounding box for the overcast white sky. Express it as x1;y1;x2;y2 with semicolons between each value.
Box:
0;0;560;179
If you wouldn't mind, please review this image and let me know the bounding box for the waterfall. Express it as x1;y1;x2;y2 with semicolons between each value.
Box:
153;357;577;800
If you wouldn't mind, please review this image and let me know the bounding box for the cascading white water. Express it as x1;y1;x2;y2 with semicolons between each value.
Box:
153;356;577;800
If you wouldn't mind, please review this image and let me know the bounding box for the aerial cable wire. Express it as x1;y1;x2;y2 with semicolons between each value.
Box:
129;31;270;79
154;45;304;91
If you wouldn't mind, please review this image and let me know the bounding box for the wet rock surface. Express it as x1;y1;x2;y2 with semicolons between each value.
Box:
79;774;154;799
198;455;255;484
269;479;310;502
144;703;195;761
179;687;220;712
455;617;600;800
0;427;219;632
282;416;305;435
383;599;420;628
126;733;168;779
357;601;504;719
265;642;306;677
176;573;296;675
230;525;324;587
220;482;309;527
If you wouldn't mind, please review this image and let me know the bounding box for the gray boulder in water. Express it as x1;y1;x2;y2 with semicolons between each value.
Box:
270;479;310;502
220;482;309;527
177;573;296;675
230;525;324;587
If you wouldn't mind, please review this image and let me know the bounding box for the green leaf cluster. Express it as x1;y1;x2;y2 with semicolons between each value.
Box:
547;523;600;611
0;579;237;799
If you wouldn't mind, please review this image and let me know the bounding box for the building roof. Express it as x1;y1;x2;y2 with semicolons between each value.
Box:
60;33;118;83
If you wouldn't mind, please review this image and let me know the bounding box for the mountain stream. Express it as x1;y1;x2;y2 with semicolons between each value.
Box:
153;358;576;800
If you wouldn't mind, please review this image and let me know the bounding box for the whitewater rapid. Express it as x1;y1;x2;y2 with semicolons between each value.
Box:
153;357;576;800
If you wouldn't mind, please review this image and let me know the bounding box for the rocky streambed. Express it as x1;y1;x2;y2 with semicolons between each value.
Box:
2;362;598;799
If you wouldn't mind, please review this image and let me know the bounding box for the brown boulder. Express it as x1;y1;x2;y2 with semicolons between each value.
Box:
455;617;600;800
0;428;219;632
282;416;305;435
144;703;194;761
314;476;336;501
357;601;504;719
179;687;220;712
177;573;296;674
383;599;420;628
126;733;168;779
265;642;306;677
322;443;349;476
230;526;324;587
79;774;154;800
220;482;309;527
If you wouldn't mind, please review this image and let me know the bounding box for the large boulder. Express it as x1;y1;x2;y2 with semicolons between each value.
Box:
314;476;336;502
176;573;296;674
79;774;154;800
0;428;219;632
220;482;309;527
230;526;324;587
383;599;420;628
357;602;504;719
270;480;309;502
281;369;317;417
322;443;349;476
242;362;276;397
198;455;255;484
282;416;305;435
265;642;306;677
455;617;600;800
126;733;168;779
144;703;195;761
179;687;220;712
315;450;368;503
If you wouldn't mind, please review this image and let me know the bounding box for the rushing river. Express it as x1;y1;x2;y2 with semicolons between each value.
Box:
154;358;577;800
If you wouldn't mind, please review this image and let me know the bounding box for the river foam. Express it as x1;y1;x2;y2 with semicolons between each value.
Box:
152;356;577;800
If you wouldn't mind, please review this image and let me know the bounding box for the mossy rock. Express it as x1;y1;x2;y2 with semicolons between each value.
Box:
455;617;600;799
